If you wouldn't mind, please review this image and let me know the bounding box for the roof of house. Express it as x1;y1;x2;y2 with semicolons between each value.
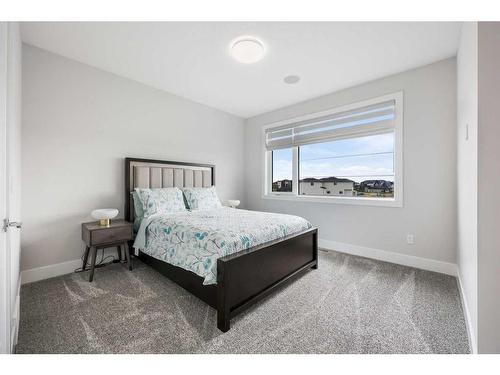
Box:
299;177;354;183
320;177;354;183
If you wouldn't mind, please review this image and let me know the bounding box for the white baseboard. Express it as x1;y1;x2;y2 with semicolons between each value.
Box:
456;270;477;353
318;238;457;276
22;241;457;284
21;258;82;285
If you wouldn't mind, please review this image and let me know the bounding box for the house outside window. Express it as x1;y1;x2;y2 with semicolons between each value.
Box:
263;92;403;207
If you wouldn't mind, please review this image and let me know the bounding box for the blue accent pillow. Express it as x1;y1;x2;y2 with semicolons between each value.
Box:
182;186;222;211
135;187;187;217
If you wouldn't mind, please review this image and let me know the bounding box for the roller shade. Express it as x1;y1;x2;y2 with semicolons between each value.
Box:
265;100;396;150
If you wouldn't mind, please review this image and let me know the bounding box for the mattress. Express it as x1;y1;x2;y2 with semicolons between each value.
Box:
133;207;312;285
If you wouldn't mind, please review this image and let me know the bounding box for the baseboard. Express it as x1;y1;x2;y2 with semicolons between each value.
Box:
21;258;82;285
22;241;457;284
318;238;457;276
456;269;477;353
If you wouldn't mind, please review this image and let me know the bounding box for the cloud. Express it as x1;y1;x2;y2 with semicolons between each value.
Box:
272;133;395;183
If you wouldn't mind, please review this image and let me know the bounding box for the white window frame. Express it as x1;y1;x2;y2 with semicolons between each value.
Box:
262;91;404;207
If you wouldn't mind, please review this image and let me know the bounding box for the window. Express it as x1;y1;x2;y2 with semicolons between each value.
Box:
263;92;403;206
271;148;293;192
299;133;394;198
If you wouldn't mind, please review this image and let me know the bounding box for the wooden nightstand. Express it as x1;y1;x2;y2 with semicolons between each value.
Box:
81;219;134;282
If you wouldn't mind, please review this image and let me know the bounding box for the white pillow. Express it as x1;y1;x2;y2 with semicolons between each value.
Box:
182;186;222;211
134;187;187;217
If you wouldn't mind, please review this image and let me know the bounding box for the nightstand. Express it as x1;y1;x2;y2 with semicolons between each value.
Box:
81;219;134;282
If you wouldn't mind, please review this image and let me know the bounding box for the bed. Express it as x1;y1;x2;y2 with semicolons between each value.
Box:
125;157;318;332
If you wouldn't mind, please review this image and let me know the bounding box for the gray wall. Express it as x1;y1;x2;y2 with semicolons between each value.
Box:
456;22;478;352
477;22;500;354
456;21;500;354
21;45;245;271
245;59;457;264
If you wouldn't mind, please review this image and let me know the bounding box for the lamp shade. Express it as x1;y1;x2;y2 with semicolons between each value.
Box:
227;200;240;208
91;209;118;220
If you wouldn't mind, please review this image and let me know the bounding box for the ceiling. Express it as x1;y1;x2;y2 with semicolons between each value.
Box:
21;22;461;118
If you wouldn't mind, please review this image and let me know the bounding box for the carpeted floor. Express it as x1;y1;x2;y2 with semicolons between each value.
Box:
16;250;470;354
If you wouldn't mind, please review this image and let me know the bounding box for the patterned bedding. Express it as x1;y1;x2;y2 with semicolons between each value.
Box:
133;207;312;285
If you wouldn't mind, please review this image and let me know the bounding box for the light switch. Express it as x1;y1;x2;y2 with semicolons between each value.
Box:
407;234;415;245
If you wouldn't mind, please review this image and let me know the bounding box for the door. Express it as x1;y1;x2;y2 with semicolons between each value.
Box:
0;22;21;354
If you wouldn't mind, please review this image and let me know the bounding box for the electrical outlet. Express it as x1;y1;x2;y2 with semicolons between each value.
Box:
406;234;415;245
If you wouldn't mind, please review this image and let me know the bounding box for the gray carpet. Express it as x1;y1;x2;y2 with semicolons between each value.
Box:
16;250;470;354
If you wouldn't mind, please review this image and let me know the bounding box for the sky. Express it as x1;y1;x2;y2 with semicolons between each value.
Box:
272;132;394;183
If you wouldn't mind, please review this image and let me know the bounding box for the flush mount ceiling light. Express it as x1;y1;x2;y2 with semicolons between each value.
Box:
284;75;301;84
230;36;265;64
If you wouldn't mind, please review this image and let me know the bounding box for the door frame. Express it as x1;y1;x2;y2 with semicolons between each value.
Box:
0;21;11;354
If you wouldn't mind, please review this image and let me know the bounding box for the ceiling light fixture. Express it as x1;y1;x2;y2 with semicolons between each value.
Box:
284;75;301;84
230;36;265;64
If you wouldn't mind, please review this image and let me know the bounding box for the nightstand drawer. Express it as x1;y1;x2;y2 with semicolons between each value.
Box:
90;226;132;245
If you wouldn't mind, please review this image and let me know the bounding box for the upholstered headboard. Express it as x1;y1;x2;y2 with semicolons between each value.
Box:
124;157;215;222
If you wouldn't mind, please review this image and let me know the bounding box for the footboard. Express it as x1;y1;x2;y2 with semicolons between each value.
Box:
216;227;318;332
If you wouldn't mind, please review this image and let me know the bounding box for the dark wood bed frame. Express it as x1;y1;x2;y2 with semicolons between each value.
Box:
125;157;318;332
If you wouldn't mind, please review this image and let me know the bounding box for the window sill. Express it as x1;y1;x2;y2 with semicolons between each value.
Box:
262;193;402;207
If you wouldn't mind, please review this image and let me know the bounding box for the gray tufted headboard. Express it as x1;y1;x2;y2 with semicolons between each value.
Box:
125;157;215;222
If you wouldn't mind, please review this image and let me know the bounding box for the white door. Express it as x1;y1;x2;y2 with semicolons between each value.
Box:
0;22;22;354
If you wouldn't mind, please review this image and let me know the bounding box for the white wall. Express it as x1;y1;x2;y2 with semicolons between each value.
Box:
477;22;500;354
456;22;478;352
21;45;245;272
245;59;457;269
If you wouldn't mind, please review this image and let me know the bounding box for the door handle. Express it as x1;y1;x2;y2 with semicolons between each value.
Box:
2;219;22;232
